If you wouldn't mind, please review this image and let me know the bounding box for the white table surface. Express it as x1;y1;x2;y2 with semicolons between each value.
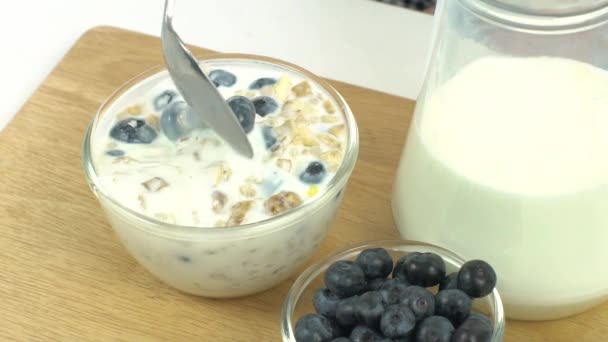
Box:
0;0;433;132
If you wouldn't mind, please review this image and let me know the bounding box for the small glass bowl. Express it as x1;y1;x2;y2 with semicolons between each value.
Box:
281;240;505;341
82;53;359;298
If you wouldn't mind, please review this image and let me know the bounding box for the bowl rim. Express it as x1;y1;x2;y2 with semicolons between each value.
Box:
281;239;505;341
81;53;359;239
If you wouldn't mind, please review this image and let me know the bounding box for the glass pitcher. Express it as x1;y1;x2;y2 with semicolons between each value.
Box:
393;0;608;320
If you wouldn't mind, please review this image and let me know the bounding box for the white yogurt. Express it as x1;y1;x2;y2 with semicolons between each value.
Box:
92;61;347;227
393;56;608;320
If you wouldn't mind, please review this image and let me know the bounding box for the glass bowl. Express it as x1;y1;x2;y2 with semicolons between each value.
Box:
281;240;505;341
81;53;359;298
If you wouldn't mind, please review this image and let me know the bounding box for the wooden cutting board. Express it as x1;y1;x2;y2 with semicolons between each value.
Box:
0;26;606;341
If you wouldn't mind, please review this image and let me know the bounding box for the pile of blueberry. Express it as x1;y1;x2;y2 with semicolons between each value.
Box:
294;248;497;342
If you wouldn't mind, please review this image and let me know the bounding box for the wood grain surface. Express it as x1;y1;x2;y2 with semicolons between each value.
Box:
0;26;606;341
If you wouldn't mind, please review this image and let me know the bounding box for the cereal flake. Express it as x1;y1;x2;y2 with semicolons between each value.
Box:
292;81;312;97
321;115;340;123
276;158;292;172
273;75;292;101
227;201;254;226
307;185;319;197
329;124;345;138
154;212;176;224
317;133;341;149
264;191;302;216
239;183;257;198
146;115;160;129
323;100;336;114
127;105;143;115
142;177;169;192
212;191;228;213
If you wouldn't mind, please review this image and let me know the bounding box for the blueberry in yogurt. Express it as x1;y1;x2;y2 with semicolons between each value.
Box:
209;69;237;87
109;118;157;144
252;96;279;116
300;161;327;184
249;77;277;89
160;101;206;141
261;126;278;149
227;96;255;134
153;90;178;111
105;149;125;157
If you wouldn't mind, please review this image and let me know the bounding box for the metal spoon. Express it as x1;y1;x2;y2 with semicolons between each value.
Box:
161;0;254;158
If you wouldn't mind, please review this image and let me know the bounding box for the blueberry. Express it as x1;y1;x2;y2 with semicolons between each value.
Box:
325;260;367;298
105;149;125;157
434;289;472;326
379;304;416;339
367;278;386;292
153;90;178;111
330;319;348;339
250;77;277;89
209;69;236;87
315;288;341;318
252;96;279;117
356;248;393;280
392;337;414;342
336;296;360;327
392;252;445;287
110;118;157;144
378;278;409;305
262;126;278;149
452;314;493;342
400;286;435;321
227;96;255;134
457;260;497;298
439;272;459;292
177;255;191;263
300;161;327;184
415;316;454;342
349;325;383;342
331;338;352;342
295;314;335;342
160;101;206;141
354;291;385;329
392;254;407;278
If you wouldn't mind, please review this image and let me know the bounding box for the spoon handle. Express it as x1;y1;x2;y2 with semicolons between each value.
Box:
161;0;254;158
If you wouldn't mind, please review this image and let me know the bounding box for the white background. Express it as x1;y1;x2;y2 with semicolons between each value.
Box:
0;0;433;131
